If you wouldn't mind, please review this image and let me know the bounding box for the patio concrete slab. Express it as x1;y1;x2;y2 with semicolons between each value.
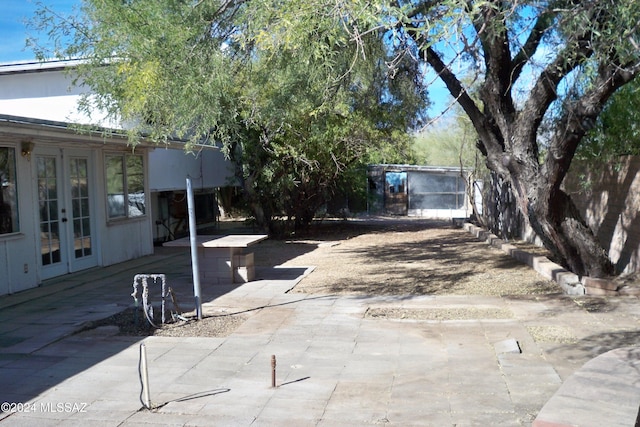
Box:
0;243;639;426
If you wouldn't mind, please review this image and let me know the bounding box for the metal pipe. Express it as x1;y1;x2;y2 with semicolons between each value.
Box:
186;177;203;320
140;343;151;409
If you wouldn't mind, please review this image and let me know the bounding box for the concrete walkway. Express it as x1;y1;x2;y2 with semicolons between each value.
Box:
1;243;640;426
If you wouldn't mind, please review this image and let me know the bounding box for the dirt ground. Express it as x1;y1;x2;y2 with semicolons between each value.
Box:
255;217;560;297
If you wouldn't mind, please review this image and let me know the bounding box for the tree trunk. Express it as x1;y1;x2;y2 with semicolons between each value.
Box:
415;2;640;280
532;190;613;278
507;162;614;278
230;143;271;233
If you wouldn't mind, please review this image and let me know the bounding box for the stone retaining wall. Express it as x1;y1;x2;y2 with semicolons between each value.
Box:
464;223;640;296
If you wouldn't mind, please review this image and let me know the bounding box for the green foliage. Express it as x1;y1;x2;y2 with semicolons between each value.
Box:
29;0;427;234
580;80;640;159
229;33;424;233
413;111;478;168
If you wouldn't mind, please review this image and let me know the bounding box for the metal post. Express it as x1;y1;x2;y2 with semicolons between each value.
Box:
186;177;202;320
140;343;151;409
271;355;277;388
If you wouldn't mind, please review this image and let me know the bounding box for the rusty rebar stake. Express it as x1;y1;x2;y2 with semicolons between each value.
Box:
271;355;276;388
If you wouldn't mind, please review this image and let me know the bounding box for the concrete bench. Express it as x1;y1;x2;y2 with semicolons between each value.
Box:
163;234;268;284
533;346;640;427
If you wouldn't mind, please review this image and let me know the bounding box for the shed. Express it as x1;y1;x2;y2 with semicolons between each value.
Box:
367;164;474;218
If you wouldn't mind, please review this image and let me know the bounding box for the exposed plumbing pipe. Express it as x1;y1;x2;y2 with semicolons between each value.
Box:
187;177;203;320
132;274;167;328
139;343;152;409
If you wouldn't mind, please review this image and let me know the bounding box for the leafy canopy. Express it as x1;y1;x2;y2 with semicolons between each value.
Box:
29;0;428;232
580;80;640;159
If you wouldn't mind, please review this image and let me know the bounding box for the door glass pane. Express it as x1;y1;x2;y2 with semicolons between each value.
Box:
50;221;61;263
70;157;92;259
48;200;58;221
38;157;61;266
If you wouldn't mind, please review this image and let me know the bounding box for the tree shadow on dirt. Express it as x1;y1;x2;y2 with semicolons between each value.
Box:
317;228;557;296
255;217;453;268
254;240;321;268
548;329;640;364
302;217;452;238
350;234;526;267
533;296;640;364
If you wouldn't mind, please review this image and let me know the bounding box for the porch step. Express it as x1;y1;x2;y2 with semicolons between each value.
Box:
533;347;640;427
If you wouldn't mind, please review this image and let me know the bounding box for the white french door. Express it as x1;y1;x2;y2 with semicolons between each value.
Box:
36;148;97;280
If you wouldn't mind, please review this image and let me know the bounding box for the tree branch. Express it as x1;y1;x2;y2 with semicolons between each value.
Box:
511;10;556;82
544;59;640;188
517;37;593;150
469;2;516;135
422;46;483;130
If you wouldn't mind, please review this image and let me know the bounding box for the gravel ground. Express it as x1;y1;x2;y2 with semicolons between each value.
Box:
81;307;248;337
92;217;560;337
274;217;559;296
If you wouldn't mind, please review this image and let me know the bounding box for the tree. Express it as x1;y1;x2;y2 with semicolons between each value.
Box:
30;0;427;235
325;0;640;278
413;114;478;168
227;34;426;233
33;1;640;276
211;0;640;277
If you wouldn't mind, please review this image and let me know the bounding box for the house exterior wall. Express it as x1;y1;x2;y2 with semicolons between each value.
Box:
0;60;234;295
564;156;640;274
0;61;235;194
0;140;39;294
148;148;236;243
95;147;154;266
0;61;114;127
0;120;154;295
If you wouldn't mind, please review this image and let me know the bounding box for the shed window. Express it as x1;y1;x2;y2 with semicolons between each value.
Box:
408;173;466;210
0;147;18;234
106;153;145;219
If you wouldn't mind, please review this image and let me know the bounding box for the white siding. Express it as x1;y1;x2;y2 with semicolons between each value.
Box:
97;148;154;266
0;235;38;294
148;147;234;192
101;219;153;265
0;67;115;127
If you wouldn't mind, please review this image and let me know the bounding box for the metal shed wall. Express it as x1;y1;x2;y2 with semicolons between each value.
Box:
367;164;471;219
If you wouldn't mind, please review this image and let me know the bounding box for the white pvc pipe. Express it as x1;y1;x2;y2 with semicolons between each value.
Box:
140;343;151;409
186;177;203;320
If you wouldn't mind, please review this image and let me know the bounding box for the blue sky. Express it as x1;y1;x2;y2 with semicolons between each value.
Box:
0;0;77;62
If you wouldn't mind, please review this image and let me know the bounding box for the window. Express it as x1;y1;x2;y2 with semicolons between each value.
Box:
106;153;145;219
409;173;467;210
0;147;18;234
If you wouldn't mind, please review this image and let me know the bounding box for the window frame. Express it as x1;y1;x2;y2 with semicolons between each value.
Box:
104;151;147;221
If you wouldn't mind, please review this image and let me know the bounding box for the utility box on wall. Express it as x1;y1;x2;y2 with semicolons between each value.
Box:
367;164;472;219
